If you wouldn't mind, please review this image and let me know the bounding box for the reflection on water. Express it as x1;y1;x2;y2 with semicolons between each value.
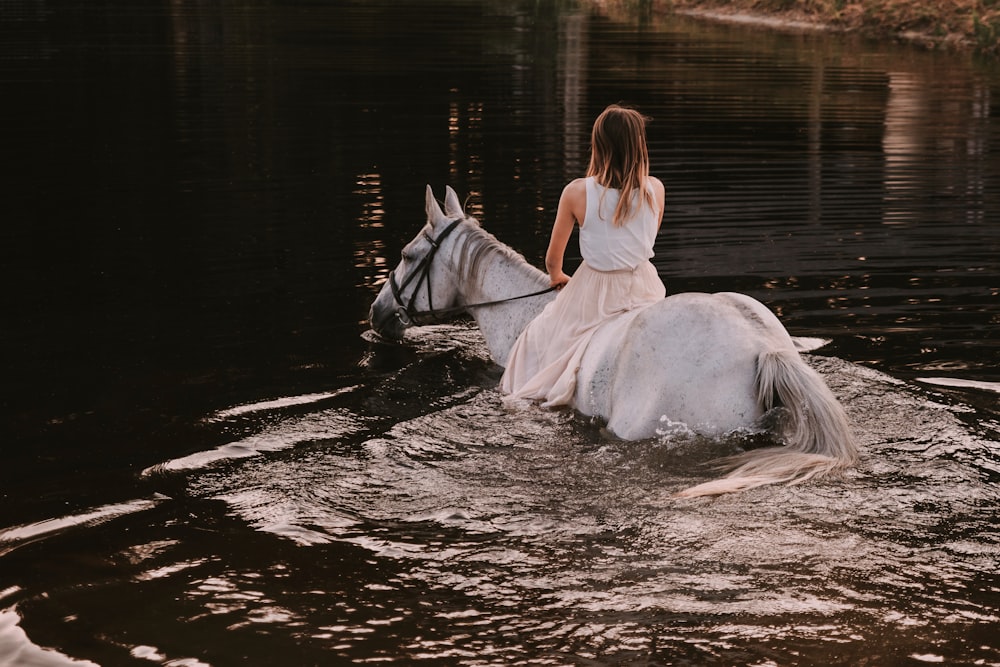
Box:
2;1;1000;665
883;69;992;227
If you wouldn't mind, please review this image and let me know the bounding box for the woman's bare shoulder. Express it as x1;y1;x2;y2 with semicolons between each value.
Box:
559;178;589;225
560;178;588;207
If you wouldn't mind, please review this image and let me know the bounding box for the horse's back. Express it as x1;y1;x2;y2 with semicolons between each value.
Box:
576;292;796;439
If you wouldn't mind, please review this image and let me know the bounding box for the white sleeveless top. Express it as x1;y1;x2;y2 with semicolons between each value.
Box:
579;176;659;271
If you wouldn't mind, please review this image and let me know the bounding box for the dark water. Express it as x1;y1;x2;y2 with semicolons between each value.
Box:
1;1;999;665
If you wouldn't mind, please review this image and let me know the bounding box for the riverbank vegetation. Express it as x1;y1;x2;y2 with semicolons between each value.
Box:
652;0;1000;55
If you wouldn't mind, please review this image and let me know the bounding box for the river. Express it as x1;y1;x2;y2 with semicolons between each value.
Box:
1;1;998;665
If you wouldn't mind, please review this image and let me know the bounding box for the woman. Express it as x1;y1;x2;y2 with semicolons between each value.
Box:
500;104;666;406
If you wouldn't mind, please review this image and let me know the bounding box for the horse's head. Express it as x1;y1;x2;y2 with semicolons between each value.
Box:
368;185;467;340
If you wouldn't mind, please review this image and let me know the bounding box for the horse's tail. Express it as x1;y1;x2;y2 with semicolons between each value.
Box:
677;349;857;498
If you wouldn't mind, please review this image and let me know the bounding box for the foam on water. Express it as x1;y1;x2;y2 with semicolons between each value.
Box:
0;608;100;667
157;330;999;664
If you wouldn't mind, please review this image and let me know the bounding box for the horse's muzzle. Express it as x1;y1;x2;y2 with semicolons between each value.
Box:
368;305;406;341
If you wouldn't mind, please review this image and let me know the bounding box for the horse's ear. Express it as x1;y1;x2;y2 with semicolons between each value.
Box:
425;185;445;226
444;186;464;219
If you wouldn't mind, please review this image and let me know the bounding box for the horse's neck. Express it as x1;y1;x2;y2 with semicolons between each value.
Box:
453;233;553;367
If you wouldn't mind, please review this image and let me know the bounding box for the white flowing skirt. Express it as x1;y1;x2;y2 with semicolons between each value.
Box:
499;260;665;408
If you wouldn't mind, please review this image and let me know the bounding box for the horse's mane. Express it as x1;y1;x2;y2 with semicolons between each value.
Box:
453;217;548;289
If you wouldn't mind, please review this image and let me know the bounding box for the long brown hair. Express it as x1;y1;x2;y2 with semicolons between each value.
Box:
587;104;654;227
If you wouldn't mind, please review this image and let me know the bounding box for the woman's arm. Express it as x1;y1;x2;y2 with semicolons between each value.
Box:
650;176;666;230
545;179;586;288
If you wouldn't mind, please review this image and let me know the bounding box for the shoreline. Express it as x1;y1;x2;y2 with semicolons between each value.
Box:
648;1;1000;55
675;8;835;34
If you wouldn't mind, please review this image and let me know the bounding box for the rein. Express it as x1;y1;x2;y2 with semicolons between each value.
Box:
389;216;556;326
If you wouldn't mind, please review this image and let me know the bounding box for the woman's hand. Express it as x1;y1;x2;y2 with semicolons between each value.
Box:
549;270;571;289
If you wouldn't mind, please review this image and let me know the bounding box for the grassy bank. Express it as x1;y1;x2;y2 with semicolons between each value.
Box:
654;0;1000;55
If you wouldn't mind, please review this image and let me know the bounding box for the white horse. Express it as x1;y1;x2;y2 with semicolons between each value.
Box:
369;186;857;497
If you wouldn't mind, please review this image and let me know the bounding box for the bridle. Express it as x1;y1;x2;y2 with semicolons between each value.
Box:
387;216;555;327
389;217;463;326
